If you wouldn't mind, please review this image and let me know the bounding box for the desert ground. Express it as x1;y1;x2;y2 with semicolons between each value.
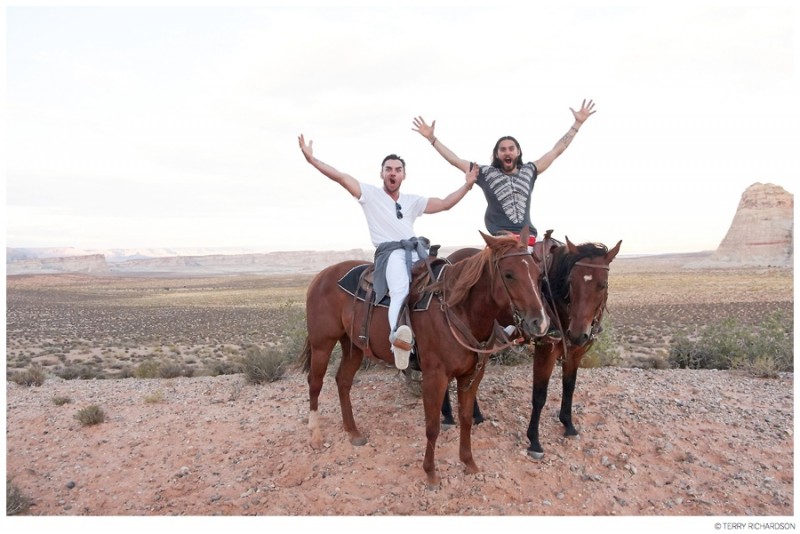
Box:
4;253;794;526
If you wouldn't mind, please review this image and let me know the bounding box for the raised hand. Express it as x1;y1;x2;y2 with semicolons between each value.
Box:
466;162;478;189
298;134;314;162
570;99;597;124
412;116;436;141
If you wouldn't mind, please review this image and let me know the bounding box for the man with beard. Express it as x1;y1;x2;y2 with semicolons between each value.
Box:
411;99;597;340
298;134;478;370
412;99;596;244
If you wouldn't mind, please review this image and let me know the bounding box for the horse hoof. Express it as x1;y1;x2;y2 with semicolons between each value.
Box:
350;436;367;446
527;449;545;460
441;422;455;430
425;475;441;490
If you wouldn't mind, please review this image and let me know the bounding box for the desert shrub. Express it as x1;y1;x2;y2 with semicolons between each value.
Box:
52;396;73;406
204;359;244;377
113;366;136;379
75;405;106;426
279;300;308;358
582;317;622;368
6;477;31;516
55;365;101;380
492;344;530;367
158;362;194;379
134;359;162;379
10;365;46;387
669;312;792;375
729;311;793;377
240;345;289;384
143;390;166;404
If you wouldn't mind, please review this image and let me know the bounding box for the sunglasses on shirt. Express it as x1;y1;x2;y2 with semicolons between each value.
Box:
395;202;403;220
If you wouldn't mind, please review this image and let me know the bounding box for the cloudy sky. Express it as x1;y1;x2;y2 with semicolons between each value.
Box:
5;2;797;255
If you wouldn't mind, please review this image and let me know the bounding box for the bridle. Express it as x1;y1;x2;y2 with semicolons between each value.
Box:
556;259;611;350
439;246;541;391
440;247;538;356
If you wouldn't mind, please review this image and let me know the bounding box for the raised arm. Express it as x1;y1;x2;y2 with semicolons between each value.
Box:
533;99;597;175
412;116;472;174
298;134;361;199
424;162;479;214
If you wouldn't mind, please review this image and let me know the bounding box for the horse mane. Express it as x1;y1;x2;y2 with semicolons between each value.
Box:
548;242;610;303
434;235;522;308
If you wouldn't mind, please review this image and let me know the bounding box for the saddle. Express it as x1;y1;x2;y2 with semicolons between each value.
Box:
336;253;448;359
336;258;448;311
531;229;562;273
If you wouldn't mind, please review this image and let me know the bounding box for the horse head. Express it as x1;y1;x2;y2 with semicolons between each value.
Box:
561;236;622;346
479;227;549;339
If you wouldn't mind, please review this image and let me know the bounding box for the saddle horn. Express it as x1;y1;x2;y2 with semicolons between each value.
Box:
519;225;530;246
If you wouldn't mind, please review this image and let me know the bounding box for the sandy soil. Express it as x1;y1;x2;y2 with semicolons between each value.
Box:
6;363;793;518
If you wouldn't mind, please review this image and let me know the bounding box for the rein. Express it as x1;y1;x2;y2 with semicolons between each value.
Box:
439;249;530;352
573;260;610;270
439;248;532;391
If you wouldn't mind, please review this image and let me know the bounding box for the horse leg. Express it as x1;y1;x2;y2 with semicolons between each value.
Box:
335;336;367;446
559;347;585;438
455;372;485;475
526;343;559;459
307;338;338;450
472;397;485;425
442;384;484;428
421;372;449;488
441;386;456;427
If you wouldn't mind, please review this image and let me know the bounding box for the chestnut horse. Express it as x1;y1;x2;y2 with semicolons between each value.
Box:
300;229;549;486
443;236;622;459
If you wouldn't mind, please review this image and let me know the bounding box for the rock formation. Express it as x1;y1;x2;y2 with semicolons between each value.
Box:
5;254;109;275
709;182;793;267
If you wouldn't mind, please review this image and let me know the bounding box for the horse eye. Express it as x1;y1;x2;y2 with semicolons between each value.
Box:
504;272;514;280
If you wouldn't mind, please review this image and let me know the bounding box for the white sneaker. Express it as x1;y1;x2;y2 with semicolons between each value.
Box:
390;325;413;370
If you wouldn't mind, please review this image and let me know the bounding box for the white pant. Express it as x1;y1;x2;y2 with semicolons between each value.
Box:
386;248;419;334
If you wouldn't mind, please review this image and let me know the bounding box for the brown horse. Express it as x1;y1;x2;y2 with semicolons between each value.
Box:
527;236;621;459
443;236;622;461
300;229;549;486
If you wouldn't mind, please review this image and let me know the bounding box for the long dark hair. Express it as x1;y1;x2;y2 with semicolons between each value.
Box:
490;136;523;169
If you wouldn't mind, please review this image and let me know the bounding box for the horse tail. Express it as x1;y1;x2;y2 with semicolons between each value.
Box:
299;335;312;374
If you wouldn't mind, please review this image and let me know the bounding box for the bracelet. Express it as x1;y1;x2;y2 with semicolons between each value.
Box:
430;136;437;146
570;126;579;133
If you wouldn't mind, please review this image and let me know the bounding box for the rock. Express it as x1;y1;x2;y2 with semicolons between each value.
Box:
707;182;793;267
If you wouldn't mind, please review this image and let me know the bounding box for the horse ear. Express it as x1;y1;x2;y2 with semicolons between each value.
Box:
519;226;530;246
565;235;578;254
605;240;622;262
479;230;496;247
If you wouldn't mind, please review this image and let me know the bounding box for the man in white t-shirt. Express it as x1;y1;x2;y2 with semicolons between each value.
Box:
298;134;478;369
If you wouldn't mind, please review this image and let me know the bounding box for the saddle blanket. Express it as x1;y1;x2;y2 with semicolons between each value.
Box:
336;261;447;312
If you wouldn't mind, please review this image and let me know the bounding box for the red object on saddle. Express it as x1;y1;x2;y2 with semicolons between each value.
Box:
510;233;536;247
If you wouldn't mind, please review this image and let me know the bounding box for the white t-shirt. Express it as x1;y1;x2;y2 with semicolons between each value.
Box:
358;182;428;247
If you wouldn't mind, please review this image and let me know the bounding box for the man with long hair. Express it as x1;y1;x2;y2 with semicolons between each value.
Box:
412;99;597;340
412;99;596;244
